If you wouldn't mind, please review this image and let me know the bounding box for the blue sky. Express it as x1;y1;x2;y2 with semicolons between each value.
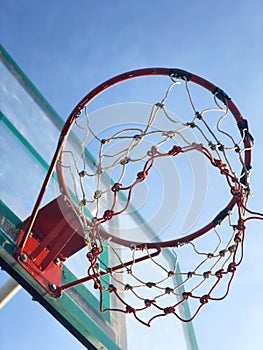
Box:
1;1;263;349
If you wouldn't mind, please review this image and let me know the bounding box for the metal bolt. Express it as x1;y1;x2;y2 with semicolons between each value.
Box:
53;257;61;266
20;254;27;263
49;283;57;292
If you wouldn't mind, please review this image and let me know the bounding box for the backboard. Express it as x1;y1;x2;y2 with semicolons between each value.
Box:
0;44;198;349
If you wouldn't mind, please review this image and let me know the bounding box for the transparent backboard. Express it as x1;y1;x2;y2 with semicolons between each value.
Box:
0;44;198;350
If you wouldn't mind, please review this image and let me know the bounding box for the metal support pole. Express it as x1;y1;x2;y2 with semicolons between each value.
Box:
0;278;21;308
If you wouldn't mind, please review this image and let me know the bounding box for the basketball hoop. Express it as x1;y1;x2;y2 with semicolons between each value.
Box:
17;68;262;326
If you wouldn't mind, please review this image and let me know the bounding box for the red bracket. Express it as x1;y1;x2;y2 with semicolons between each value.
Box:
16;196;86;297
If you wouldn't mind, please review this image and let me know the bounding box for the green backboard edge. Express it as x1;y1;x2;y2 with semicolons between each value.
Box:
0;44;119;350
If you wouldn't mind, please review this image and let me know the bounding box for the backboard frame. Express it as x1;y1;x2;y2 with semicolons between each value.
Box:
0;44;198;350
0;44;125;350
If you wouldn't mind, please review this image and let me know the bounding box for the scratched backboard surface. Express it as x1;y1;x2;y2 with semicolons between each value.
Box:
0;45;198;350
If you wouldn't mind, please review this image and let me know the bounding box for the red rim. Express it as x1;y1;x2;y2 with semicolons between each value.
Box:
56;68;253;248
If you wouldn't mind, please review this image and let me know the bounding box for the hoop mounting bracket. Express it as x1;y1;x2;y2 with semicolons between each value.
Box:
16;196;86;297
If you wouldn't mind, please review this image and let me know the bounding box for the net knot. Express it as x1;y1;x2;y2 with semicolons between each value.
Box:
146;282;156;288
133;134;142;141
86;246;100;261
168;145;182;156
86;251;93;260
165;287;174;294
236;219;246;231
203;271;212;279
93;281;100;289
227;262;236;273
215;269;224;278
208;141;217;151
96;166;103;175
218;143;225;152
213;159;226;169
137;171;148;181
187;122;196;128
79;170;86;177
228;244;237;253
101;138;109;144
112;183;122;192
182;292;192;299
234;232;243;243
164;306;175;314
108;284;116;293
234;144;241;152
80;198;88;206
94;190;102;199
219;249;227;257
200;295;209;304
195;111;202;120
144;299;153;307
103;210;114;221
162;130;176;138
126;305;135;314
124;284;132;291
120;157;131;165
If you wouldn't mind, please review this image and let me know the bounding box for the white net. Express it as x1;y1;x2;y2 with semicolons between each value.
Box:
57;70;261;324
